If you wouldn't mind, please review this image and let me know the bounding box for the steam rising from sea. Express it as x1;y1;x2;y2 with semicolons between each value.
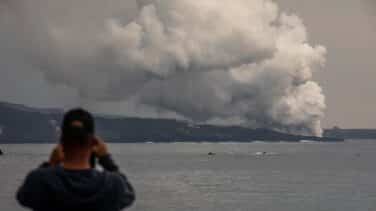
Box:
0;0;327;136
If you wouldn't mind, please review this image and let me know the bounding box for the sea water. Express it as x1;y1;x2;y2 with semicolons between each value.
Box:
0;141;375;211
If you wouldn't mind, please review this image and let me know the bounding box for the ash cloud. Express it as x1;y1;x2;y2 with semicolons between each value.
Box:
0;0;327;135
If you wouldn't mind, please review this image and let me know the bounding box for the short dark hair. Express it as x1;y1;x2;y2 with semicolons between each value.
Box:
60;108;95;148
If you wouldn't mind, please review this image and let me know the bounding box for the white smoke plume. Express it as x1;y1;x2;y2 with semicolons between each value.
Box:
0;0;326;135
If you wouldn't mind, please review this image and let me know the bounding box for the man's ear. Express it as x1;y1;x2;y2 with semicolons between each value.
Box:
88;135;96;146
60;144;65;153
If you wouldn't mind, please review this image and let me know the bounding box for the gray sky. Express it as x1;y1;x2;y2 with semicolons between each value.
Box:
277;0;376;128
0;0;375;129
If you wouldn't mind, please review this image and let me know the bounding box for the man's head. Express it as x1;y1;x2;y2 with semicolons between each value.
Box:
61;108;95;152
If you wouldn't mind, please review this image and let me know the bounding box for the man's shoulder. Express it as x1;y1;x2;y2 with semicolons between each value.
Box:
21;168;51;188
100;170;126;186
101;170;121;179
26;166;59;180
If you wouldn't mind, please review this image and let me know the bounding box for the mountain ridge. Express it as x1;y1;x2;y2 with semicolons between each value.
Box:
0;101;343;143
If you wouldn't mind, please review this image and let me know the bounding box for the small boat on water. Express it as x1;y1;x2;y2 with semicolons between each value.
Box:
255;152;267;156
0;149;3;156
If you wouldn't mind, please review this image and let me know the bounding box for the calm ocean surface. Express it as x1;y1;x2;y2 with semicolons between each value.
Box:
0;141;375;211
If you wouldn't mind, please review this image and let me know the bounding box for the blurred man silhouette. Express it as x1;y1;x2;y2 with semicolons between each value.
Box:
17;108;135;211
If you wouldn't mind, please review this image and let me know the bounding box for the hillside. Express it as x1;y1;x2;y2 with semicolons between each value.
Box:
324;128;376;140
0;102;343;143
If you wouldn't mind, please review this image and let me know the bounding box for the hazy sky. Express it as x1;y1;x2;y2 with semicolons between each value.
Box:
0;0;375;130
277;0;376;128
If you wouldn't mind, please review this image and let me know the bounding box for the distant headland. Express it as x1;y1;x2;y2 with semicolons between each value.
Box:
324;127;376;140
0;101;345;144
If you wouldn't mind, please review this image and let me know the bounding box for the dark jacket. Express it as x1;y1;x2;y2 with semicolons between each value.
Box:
16;155;135;211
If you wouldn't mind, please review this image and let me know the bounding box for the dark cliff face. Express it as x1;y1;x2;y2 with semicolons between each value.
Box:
0;102;342;143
